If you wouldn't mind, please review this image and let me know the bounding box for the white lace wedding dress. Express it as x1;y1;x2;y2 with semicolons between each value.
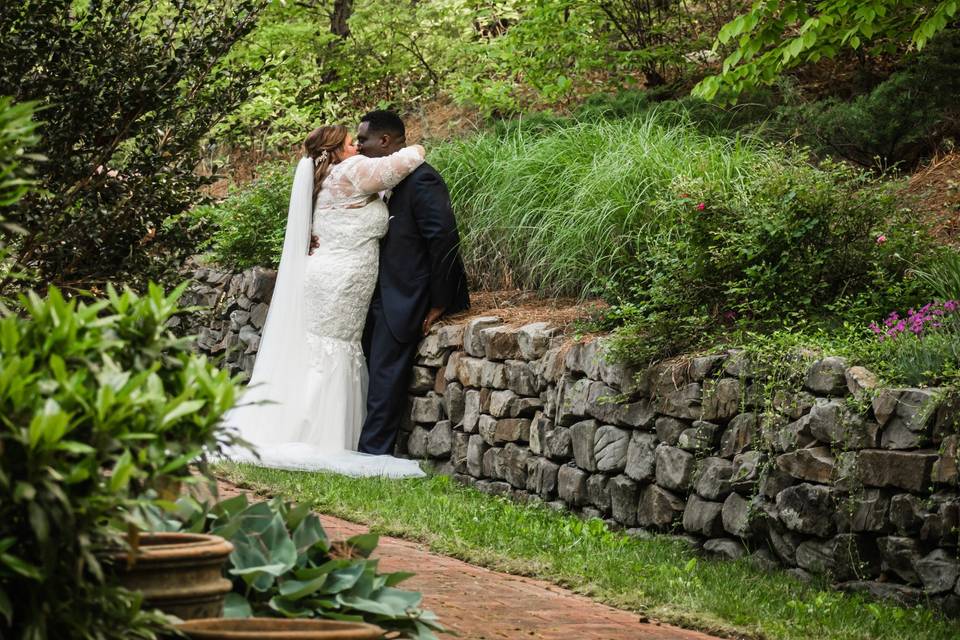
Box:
224;147;426;478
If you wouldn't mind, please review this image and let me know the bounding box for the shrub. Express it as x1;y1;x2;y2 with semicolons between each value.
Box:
769;32;960;169
694;1;959;101
0;97;40;307
188;162;293;270
0;1;267;291
0;284;241;639
0;97;38;215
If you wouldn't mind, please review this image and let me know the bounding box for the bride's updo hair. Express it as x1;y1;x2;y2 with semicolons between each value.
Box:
303;124;350;202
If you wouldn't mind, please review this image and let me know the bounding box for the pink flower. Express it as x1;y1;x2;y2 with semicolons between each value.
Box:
696;202;706;211
876;234;887;245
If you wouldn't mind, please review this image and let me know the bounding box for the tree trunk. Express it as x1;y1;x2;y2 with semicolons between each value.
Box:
330;0;353;39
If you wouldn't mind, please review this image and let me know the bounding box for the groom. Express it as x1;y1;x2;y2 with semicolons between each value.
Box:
355;110;470;455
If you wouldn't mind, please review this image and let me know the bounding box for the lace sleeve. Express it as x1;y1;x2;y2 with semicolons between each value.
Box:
344;145;425;194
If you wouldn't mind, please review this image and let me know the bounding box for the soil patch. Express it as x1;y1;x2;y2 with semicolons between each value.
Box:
443;289;605;336
902;151;960;246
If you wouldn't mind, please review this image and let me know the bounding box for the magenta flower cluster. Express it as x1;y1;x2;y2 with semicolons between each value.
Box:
869;300;959;341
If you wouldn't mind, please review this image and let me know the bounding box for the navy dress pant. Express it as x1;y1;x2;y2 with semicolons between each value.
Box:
359;295;419;455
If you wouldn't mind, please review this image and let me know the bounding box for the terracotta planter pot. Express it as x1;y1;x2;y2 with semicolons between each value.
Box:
175;618;385;639
112;532;234;620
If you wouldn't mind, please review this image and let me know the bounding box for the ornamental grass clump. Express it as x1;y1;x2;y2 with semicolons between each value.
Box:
430;110;775;297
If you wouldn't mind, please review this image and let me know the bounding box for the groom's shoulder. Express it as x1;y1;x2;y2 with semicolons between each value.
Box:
411;161;442;181
401;162;446;190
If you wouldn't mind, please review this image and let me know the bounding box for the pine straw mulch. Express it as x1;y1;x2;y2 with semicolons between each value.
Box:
901;151;960;247
441;289;606;337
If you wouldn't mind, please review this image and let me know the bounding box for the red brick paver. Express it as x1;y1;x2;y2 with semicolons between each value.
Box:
219;482;722;640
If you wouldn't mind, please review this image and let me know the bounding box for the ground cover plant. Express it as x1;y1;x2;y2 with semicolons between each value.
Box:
146;493;445;639
220;465;960;640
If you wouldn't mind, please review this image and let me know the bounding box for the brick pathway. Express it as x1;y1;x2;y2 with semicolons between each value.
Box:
219;482;722;640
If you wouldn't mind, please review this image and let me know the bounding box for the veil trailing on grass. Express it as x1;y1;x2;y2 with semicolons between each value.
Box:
223;157;425;479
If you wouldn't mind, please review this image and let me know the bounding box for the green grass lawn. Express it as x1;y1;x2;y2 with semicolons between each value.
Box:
219;463;960;640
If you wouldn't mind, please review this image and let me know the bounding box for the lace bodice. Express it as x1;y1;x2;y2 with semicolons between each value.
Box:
314;145;425;210
303;145;426;347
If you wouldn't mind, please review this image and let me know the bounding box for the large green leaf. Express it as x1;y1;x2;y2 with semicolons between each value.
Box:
316;562;366;595
0;587;11;625
268;595;313;618
292;513;329;562
283;501;312;531
227;509;298;592
223;593;253;618
293;558;352;581
338;587;422;617
345;532;379;558
277;575;330;600
0;551;42;581
27;398;69;449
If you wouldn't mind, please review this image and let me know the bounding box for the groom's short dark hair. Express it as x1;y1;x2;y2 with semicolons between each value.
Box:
360;110;405;138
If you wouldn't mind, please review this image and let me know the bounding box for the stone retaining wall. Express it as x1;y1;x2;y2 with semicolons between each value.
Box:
401;318;960;613
179;264;277;377
183;265;960;612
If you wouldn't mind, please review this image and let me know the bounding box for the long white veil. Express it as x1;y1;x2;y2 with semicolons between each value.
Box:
225;157;314;449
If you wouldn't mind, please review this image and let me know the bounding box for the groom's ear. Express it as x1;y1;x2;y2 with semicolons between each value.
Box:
384;132;404;151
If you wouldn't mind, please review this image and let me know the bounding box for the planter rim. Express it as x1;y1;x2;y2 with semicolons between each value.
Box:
175;618;385;639
113;532;234;564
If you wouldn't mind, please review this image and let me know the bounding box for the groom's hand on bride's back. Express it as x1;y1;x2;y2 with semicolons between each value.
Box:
422;306;445;336
309;234;320;255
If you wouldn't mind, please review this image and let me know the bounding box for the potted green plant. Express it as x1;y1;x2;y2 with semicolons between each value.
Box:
147;494;446;640
0;284;244;638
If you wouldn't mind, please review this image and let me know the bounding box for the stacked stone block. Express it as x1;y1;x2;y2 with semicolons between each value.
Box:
179;264;276;377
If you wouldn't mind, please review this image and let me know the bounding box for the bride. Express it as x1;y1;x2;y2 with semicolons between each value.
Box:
225;124;426;478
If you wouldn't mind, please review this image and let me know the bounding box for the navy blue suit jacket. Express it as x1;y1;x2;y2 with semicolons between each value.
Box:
376;162;470;343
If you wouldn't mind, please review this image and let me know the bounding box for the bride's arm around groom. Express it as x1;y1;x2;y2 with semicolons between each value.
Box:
340;143;426;195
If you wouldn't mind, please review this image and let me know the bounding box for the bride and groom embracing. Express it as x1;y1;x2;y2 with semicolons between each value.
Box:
226;110;470;478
